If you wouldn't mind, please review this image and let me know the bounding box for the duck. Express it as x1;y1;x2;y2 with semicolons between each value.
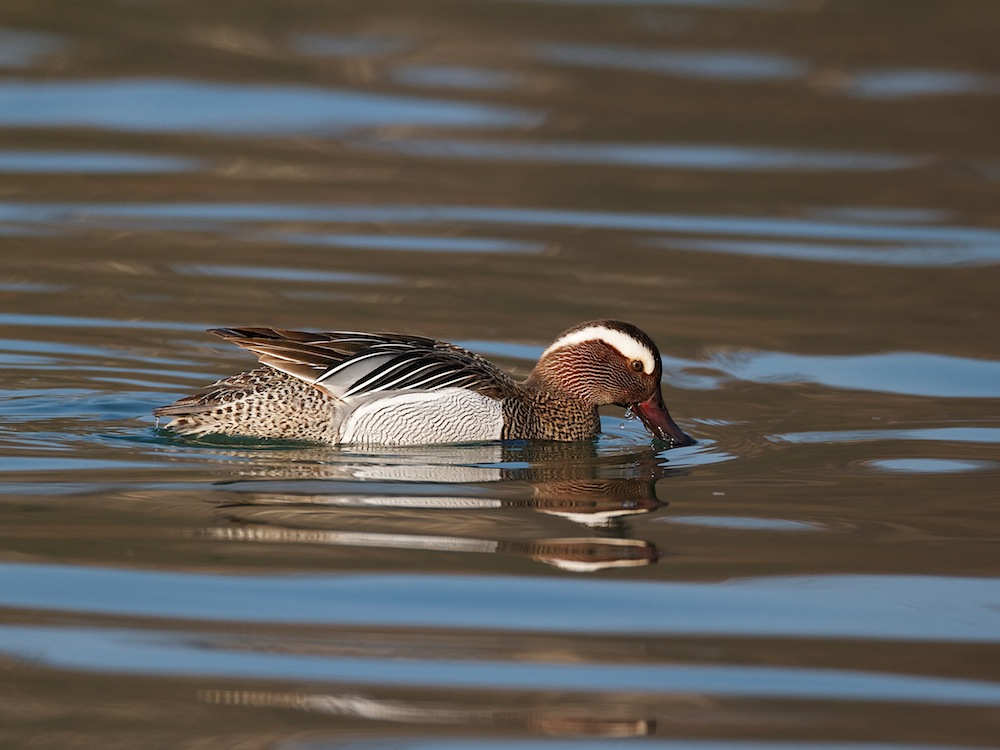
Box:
154;320;695;448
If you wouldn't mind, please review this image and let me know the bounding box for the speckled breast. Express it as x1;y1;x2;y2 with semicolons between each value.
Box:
337;388;505;445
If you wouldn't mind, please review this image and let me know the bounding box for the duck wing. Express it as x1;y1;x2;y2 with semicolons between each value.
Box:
208;327;518;401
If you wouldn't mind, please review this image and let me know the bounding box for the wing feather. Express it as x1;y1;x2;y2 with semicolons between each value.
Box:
209;327;517;401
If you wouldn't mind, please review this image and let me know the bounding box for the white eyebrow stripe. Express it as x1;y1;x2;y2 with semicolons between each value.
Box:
542;325;656;374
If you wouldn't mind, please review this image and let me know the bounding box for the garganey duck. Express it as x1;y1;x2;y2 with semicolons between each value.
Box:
155;320;695;447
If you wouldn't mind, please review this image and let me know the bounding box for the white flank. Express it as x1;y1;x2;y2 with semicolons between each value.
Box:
541;325;656;374
338;388;504;445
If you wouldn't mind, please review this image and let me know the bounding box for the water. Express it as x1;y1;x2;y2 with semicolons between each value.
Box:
2;0;999;747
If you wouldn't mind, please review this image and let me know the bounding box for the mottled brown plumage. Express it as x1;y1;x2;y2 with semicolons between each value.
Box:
155;367;341;443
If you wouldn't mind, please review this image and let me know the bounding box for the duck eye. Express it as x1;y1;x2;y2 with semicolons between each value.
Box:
629;359;644;373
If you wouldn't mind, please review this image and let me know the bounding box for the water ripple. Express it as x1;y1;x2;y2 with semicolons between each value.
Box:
0;79;541;134
538;42;807;81
776;427;1000;445
392;65;522;91
655;237;999;267
866;458;997;475
0;150;200;174
361;138;919;172
705;350;1000;399
665;516;822;531
3;202;997;268
848;67;1000;99
256;231;542;254
3;622;1000;703
0;312;208;331
2;563;998;642
173;264;395;285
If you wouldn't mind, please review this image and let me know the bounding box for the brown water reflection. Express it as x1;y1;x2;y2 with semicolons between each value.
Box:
2;0;1000;747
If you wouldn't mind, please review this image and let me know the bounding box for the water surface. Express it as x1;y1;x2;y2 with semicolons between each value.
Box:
1;1;999;748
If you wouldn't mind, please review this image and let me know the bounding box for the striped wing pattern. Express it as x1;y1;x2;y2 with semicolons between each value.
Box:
209;328;517;401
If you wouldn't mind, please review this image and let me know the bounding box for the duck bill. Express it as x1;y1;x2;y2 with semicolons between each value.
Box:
632;391;695;447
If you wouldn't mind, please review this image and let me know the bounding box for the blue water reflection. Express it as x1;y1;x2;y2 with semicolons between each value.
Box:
0;456;166;472
656;236;1000;266
0;150;200;174
665;516;822;531
0;79;541;134
538;43;806;81
393;65;522;91
2;563;999;642
808;206;948;224
4;622;1000;703
0;282;65;293
776;427;1000;445
361;138;919;172
4;202;998;268
849;68;1000;99
867;458;997;474
0;312;210;330
706;350;1000;398
259;231;542;253
173;264;395;285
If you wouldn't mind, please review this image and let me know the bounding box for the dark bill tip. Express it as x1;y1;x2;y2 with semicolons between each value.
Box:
632;392;696;448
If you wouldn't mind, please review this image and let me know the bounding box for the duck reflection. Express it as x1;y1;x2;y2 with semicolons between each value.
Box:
200;687;656;737
205;442;681;571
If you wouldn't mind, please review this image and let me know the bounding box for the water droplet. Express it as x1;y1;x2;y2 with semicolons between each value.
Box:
624;406;634;420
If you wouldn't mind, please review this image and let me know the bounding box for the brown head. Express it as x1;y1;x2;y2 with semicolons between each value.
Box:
528;320;695;447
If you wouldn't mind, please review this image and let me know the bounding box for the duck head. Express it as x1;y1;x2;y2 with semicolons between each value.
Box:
530;320;696;447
